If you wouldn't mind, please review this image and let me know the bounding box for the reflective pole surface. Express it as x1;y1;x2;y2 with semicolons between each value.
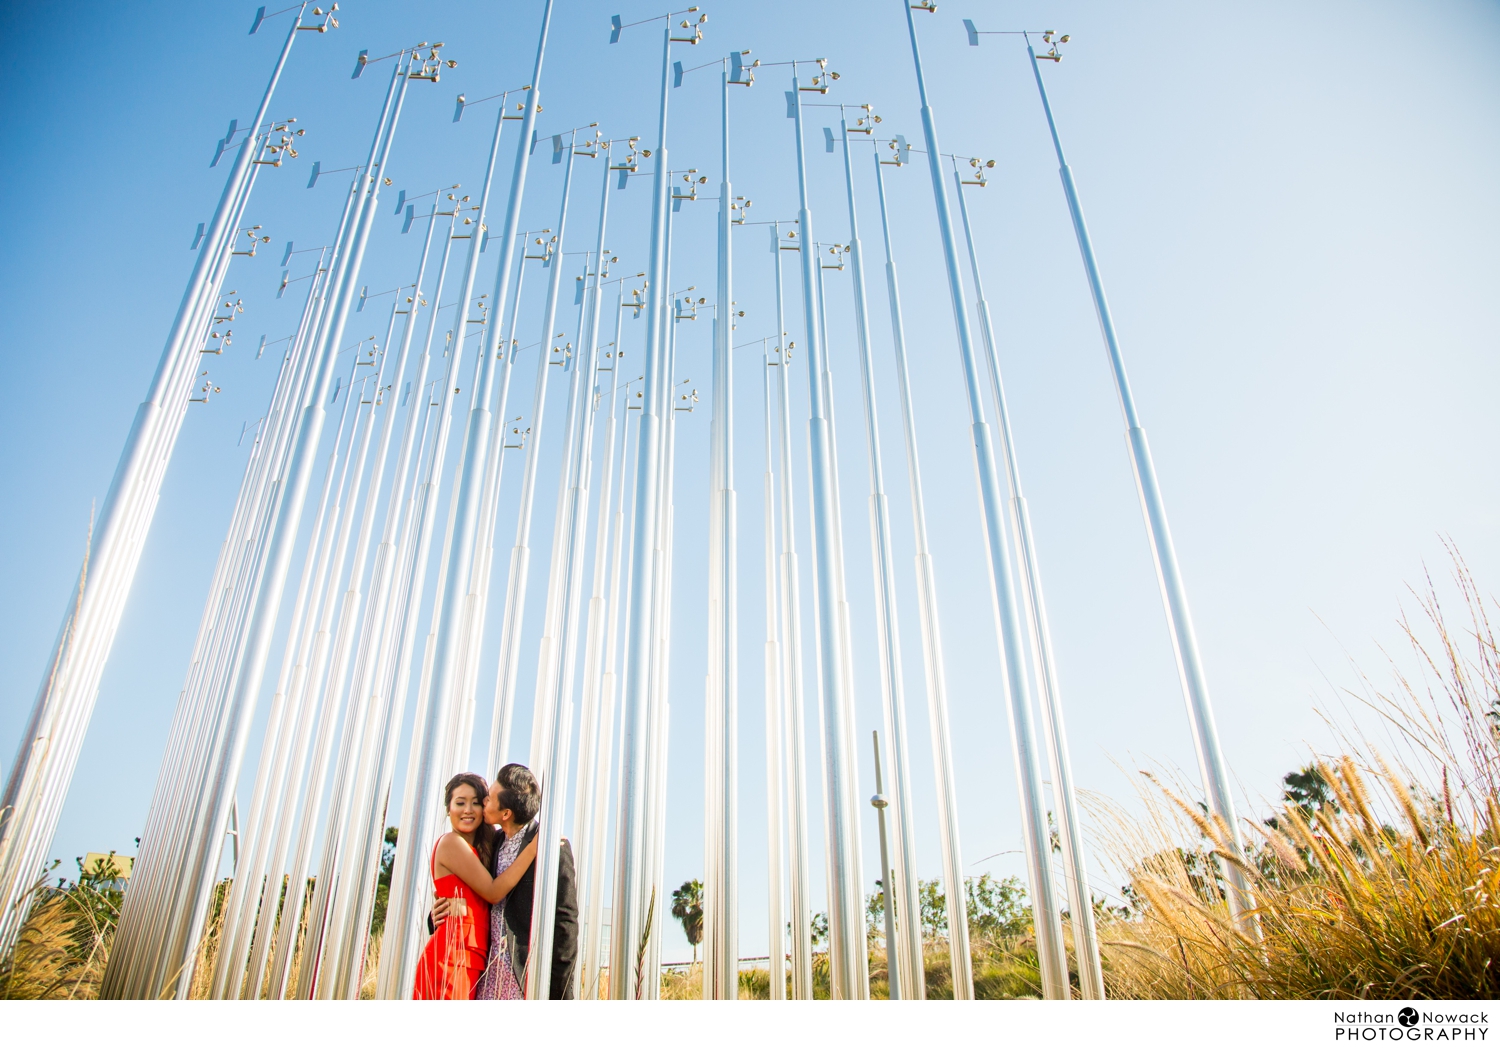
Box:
870;150;972;998
951;161;1105;997
789;69;866;1000
900;3;1068;998
1026;42;1253;927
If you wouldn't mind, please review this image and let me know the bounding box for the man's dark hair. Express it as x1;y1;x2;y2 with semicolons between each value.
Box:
494;762;541;824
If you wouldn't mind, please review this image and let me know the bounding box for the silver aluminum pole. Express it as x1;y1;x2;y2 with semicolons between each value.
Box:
20;6;313;968
580;365;636;998
704;62;738;1002
262;348;377;999
528;150;616;999
124;226;344;1000
590;379;639;997
789;67;866;1001
643;274;681;1000
328;102;521;1003
869;149;972;997
900;3;1068;998
161;53;414;999
391;2;555;990
71;60;302;988
528;244;591;774
952;162;1104;997
212;285;405;999
573;286;626;998
366;233;478;1002
411;2;551;844
165;255;336;999
771;221;813;1000
425;120;535;782
315;249;461;1002
111;234;337;998
446;224;534;771
308;213;470;999
609;15;678;998
835;112;922;999
760;340;787;1000
490;140;578;772
1026;41;1252;925
257;208;441;1001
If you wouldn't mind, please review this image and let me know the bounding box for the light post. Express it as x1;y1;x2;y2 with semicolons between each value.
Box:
869;731;899;1000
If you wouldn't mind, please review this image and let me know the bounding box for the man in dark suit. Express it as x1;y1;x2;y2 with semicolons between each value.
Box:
491;762;578;999
431;762;579;999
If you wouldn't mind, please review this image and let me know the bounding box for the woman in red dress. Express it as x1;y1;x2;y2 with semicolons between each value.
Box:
412;773;537;999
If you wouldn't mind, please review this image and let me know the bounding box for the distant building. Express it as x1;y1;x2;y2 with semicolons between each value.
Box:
82;852;133;891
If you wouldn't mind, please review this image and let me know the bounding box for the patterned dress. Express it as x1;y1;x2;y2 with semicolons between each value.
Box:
412;838;490;1000
474;828;526;1000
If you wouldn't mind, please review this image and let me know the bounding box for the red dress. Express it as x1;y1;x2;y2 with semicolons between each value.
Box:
412;838;490;1000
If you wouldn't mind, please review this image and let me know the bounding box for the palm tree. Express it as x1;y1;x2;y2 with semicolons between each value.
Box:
670;879;704;964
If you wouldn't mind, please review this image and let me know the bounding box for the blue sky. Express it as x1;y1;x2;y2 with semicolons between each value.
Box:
1;0;1497;966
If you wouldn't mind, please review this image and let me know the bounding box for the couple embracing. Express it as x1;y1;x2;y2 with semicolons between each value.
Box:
412;763;578;1000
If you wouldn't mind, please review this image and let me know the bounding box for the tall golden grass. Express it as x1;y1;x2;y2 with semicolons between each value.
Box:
0;872;112;999
1096;553;1500;999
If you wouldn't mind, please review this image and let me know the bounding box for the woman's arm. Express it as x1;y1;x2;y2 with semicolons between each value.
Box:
436;834;539;905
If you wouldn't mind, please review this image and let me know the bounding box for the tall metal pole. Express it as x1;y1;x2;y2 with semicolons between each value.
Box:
397;2;553;983
350;217;467;1002
900;2;1069;998
610;11;699;998
111;218;341;998
305;205;452;1002
387;0;552;990
589;374;639;998
1025;41;1252;925
870;149;972;998
703;60;739;1002
324;99;523;1003
951;160;1105;997
527;138;612;1000
488;135;578;772
123;50;415;999
575;294;629;999
788;66;866;1000
760;339;787;1001
770;220;813;1000
6;4;315;961
834;110;923;999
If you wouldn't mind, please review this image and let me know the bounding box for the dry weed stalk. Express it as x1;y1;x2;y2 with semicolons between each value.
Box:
1097;553;1500;999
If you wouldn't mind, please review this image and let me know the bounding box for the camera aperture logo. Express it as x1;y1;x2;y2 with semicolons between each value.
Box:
1335;1007;1489;1042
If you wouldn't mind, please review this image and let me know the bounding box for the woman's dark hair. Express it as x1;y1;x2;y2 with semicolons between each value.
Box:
443;772;496;871
492;763;541;825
